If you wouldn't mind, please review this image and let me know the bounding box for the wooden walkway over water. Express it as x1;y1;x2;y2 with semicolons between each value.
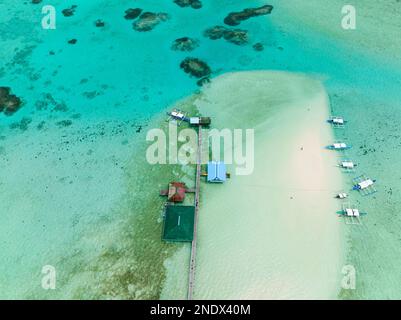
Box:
187;125;202;300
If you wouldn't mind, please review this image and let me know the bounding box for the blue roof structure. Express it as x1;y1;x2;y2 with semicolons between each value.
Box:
207;161;227;183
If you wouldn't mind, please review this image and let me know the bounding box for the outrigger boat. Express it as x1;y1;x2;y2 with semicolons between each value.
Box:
327;116;347;128
337;203;366;225
166;108;189;126
352;175;377;196
335;192;348;199
337;207;366;217
337;160;357;172
327;142;351;151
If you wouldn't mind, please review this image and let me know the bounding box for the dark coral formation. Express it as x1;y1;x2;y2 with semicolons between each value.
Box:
171;37;199;52
124;8;143;20
133;12;169;32
37;121;46;131
223;29;248;45
31;0;42;4
9;117;32;131
196;76;210;87
0;87;22;116
180;57;211;78
203;26;249;45
62;5;77;17
35;93;68;113
68;39;77;45
253;42;264;51
95;19;105;27
83;91;101;99
203;26;226;40
174;0;202;9
53;102;68;112
224;5;273;26
56;120;73;128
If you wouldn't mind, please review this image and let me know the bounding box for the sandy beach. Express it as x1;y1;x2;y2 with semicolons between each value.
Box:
161;71;345;299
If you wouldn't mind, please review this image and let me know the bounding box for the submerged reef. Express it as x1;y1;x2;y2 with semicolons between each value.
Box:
253;42;264;51
56;120;73;128
223;29;248;45
62;5;77;17
9;117;32;131
203;26;226;40
180;57;211;78
224;4;274;26
196;76;211;87
171;37;200;52
35;93;68;113
133;12;169;32
124;8;143;20
174;0;202;9
203;26;249;46
0;87;22;116
95;19;105;27
31;0;42;4
18;115;195;299
83;90;102;99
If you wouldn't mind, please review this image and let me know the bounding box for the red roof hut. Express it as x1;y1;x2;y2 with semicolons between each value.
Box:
160;182;187;203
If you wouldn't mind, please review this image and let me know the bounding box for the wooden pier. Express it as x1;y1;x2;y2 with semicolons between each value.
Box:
187;125;202;300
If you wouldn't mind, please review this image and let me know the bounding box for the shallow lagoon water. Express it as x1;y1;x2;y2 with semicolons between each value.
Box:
0;0;401;299
162;71;345;299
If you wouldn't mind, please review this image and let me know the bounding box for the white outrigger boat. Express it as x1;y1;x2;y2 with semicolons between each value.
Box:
353;175;377;196
337;203;366;225
166;108;189;126
327;142;351;151
335;192;348;199
327;116;347;128
338;160;357;172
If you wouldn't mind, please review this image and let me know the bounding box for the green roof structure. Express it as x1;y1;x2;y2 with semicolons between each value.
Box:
162;205;195;242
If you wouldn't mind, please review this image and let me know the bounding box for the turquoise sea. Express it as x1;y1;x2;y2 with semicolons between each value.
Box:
1;0;400;299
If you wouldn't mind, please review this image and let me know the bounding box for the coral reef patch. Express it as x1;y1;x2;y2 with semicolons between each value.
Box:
171;37;200;52
253;42;264;51
203;26;249;46
133;12;169;32
62;5;77;17
196;76;210;87
180;57;211;78
0;87;22;116
9;117;32;131
95;19;105;27
56;120;73;128
174;0;202;9
224;5;273;26
124;8;143;20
